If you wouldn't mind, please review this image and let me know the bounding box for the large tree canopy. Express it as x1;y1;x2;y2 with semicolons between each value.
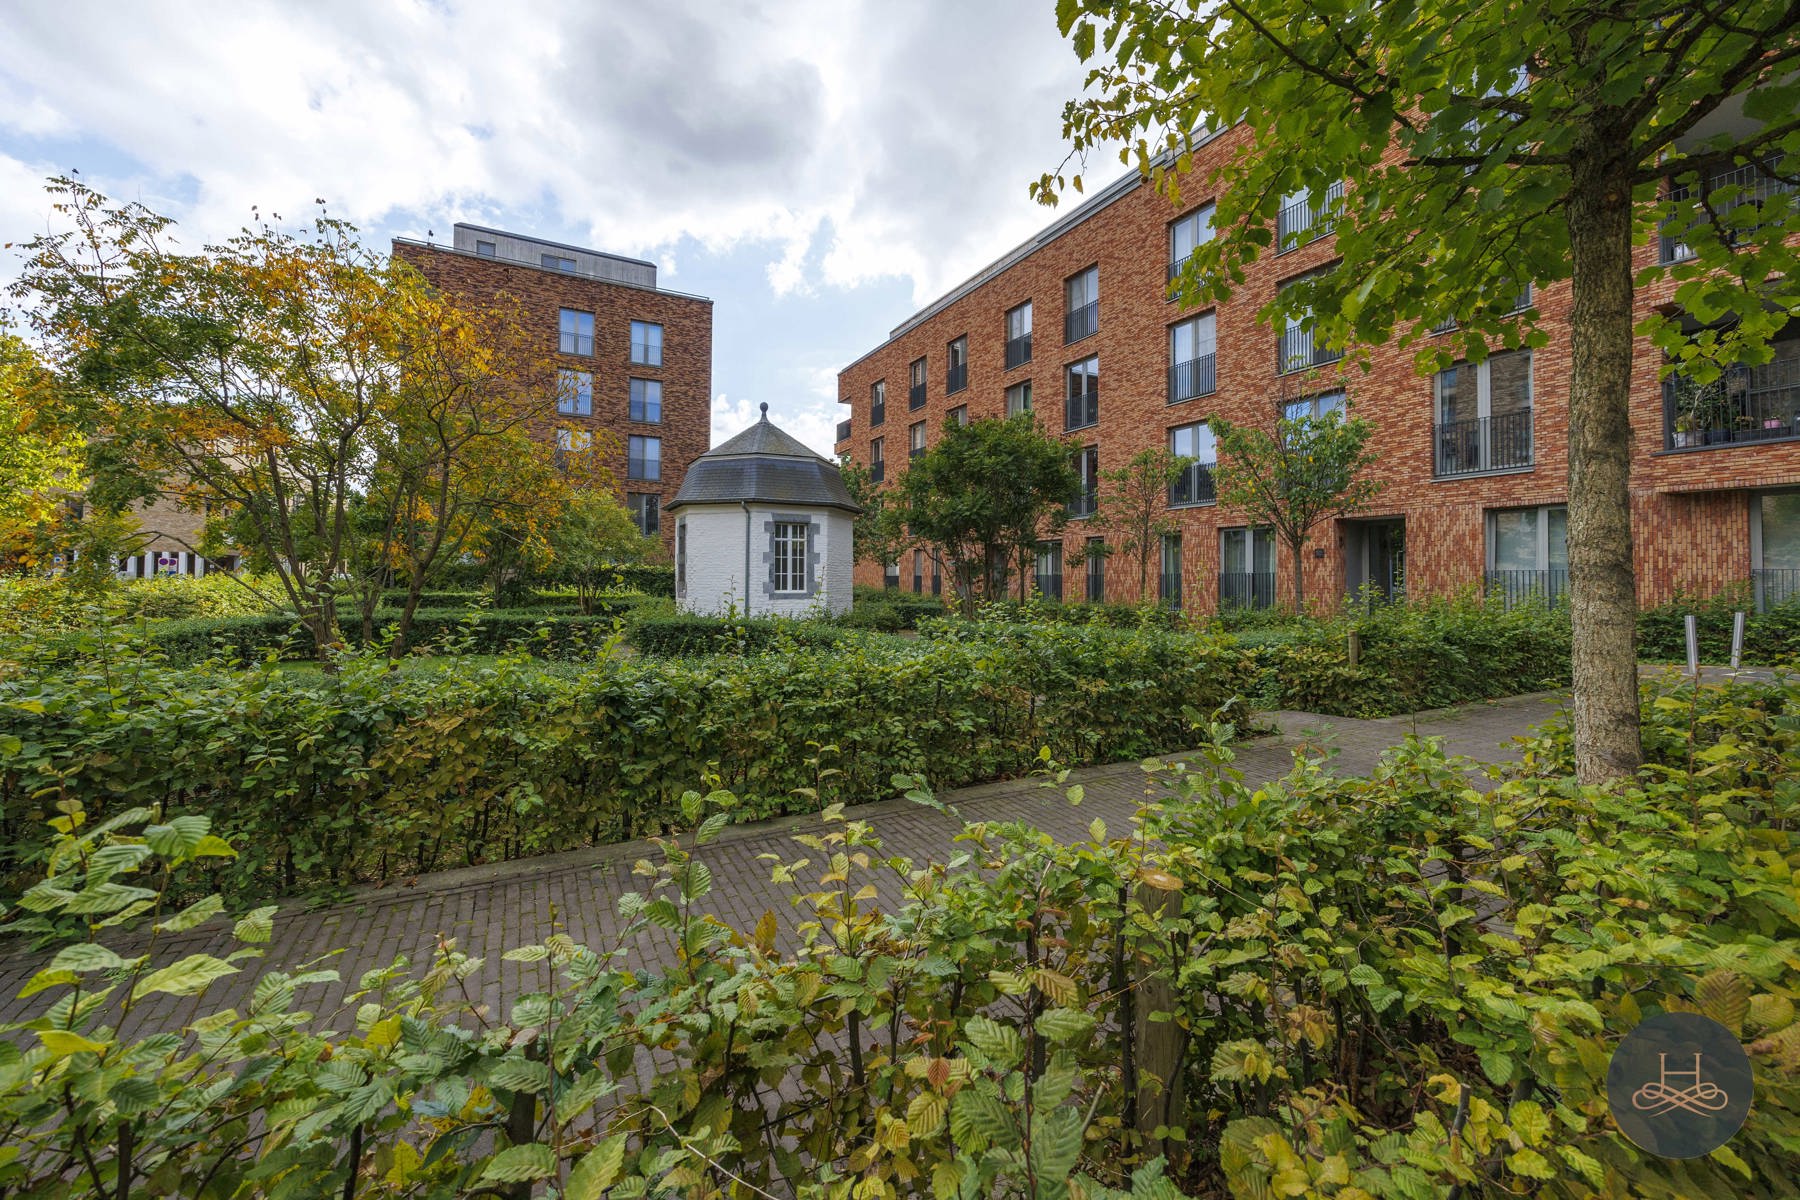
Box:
1040;0;1800;782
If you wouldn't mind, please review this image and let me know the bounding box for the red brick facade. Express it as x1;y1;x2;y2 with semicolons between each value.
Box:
835;126;1800;610
393;239;712;550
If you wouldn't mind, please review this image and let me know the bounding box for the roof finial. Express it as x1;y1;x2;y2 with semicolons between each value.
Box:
759;402;769;420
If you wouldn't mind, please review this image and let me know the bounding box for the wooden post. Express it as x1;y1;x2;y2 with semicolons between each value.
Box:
1347;629;1362;668
1134;885;1185;1158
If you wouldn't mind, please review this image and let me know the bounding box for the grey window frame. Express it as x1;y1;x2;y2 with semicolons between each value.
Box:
558;368;593;415
629;378;663;424
628;434;662;481
630;320;664;367
1006;380;1033;416
559;308;595;356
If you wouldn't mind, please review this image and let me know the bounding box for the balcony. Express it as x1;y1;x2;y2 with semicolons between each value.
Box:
1065;386;1099;432
1069;488;1098;519
1753;568;1800;610
1168;354;1217;403
1159;573;1182;610
946;362;968;395
1275;181;1344;254
1278;326;1342;374
836;418;852;443
1169;462;1216;507
1220;572;1276;610
1434;409;1534;476
908;382;927;410
1663;358;1800;449
910;446;925;461
1034;571;1064;602
1485;569;1568;609
1065;300;1098;344
1661;155;1794;264
870;400;885;427
1005;333;1032;369
870;460;885;484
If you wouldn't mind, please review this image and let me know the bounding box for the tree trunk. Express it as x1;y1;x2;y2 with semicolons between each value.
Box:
1564;146;1644;784
1289;535;1306;614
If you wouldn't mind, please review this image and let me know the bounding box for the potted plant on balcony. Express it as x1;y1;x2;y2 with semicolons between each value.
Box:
1672;413;1697;447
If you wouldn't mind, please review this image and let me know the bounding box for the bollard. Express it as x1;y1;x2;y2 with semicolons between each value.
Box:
1347;629;1361;668
1685;613;1699;677
1731;611;1746;670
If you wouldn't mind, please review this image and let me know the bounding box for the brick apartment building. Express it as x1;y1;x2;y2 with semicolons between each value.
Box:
835;124;1800;613
394;224;713;547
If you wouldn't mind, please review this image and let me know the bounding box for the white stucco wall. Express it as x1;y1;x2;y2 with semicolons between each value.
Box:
674;503;854;618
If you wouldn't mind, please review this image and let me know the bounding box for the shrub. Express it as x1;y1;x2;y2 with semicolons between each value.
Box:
627;611;855;656
1637;585;1800;664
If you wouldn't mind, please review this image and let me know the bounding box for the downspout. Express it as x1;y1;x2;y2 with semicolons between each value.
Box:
741;501;753;618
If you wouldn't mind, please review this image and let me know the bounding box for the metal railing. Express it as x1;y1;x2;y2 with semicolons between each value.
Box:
1066;384;1099;431
1167;256;1194;284
1220;572;1276;610
1278;325;1342;374
836;418;852;443
1065;300;1098;344
1662;154;1794;263
1159;573;1182;610
1005;334;1032;369
1754;568;1800;610
946;362;968;394
909;446;925;460
1276;180;1344;253
1087;565;1104;602
1169;461;1216;507
870;400;884;427
1664;358;1800;448
1484;568;1568;609
1168;353;1217;403
1069;487;1098;519
1035;572;1064;603
908;381;927;410
1434;408;1534;476
870;460;885;484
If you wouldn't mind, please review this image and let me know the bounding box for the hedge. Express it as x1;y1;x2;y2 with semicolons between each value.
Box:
1636;588;1800;663
0;623;1256;902
625;612;859;656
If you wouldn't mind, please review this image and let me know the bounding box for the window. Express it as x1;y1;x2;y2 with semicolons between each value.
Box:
475;240;497;257
771;521;809;594
676;520;687;597
884;559;901;590
555;428;593;452
1006;302;1034;368
630;321;663;367
557;368;593;415
1275;181;1343;252
1006;380;1033;417
629;378;663;424
946;336;969;395
542;252;577;271
909;357;928;409
1065;267;1099;343
1486;505;1568;607
1433;349;1533;476
1072;445;1100;518
870;380;887;427
1432;283;1533;334
909;420;927;459
1034;541;1064;602
559;308;595;356
1168;422;1217;506
1284;390;1346;421
870;436;885;483
1169;313;1217;402
1168;203;1214;283
1221;527;1277;610
949;405;968;427
1086;537;1106;602
1661;155;1796;264
1278;272;1341;373
628;493;660;537
1160;534;1183;609
1663;326;1800;449
912;547;926;594
628;435;661;481
1065;356;1099;431
1754;492;1800;609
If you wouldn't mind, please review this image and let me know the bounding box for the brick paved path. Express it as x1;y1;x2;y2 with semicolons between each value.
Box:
0;692;1564;1030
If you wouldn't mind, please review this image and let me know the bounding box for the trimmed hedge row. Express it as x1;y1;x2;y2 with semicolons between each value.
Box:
0;623;1258;900
625;613;859;656
1637;589;1800;663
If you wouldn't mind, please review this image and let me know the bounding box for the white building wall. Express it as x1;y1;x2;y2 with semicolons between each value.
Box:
675;503;854;619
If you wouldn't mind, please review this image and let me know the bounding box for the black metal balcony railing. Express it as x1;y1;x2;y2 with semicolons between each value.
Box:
1754;568;1800;610
1662;154;1795;263
1169;462;1216;507
1664;358;1800;449
1167;256;1193;284
1087;568;1104;603
1485;569;1568;609
1066;386;1099;432
1168;354;1217;403
1035;572;1064;603
1005;333;1033;369
870;400;885;427
1159;573;1182;610
946;362;968;394
870;460;885;484
908;381;927;409
1220;572;1276;610
1278;325;1343;374
1434;408;1534;476
1065;300;1099;344
1276;180;1344;253
910;446;925;460
1069;488;1098;519
836;418;852;443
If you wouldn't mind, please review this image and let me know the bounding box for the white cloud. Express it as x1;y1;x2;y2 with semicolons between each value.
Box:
0;0;1104;307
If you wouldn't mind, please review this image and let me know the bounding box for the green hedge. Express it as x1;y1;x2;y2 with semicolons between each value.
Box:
1636;587;1800;663
0;623;1257;900
626;612;857;656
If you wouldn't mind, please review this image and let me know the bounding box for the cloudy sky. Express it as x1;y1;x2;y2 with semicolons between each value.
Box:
0;0;1113;455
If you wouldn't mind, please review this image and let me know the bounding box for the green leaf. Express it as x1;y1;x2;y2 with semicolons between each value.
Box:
565;1135;628;1199
907;1090;948;1139
963;1016;1024;1068
480;1143;558;1183
144;814;210;859
488;1057;552;1094
233;906;277;944
132;953;238;998
157;893;225;934
47;942;130;974
39;1029;109;1058
1036;1007;1096;1045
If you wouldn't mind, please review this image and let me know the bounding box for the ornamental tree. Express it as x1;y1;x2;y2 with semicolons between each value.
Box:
1213;409;1383;612
839;455;911;580
1096;446;1186;603
899;414;1080;614
544;487;654;615
1039;0;1800;783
